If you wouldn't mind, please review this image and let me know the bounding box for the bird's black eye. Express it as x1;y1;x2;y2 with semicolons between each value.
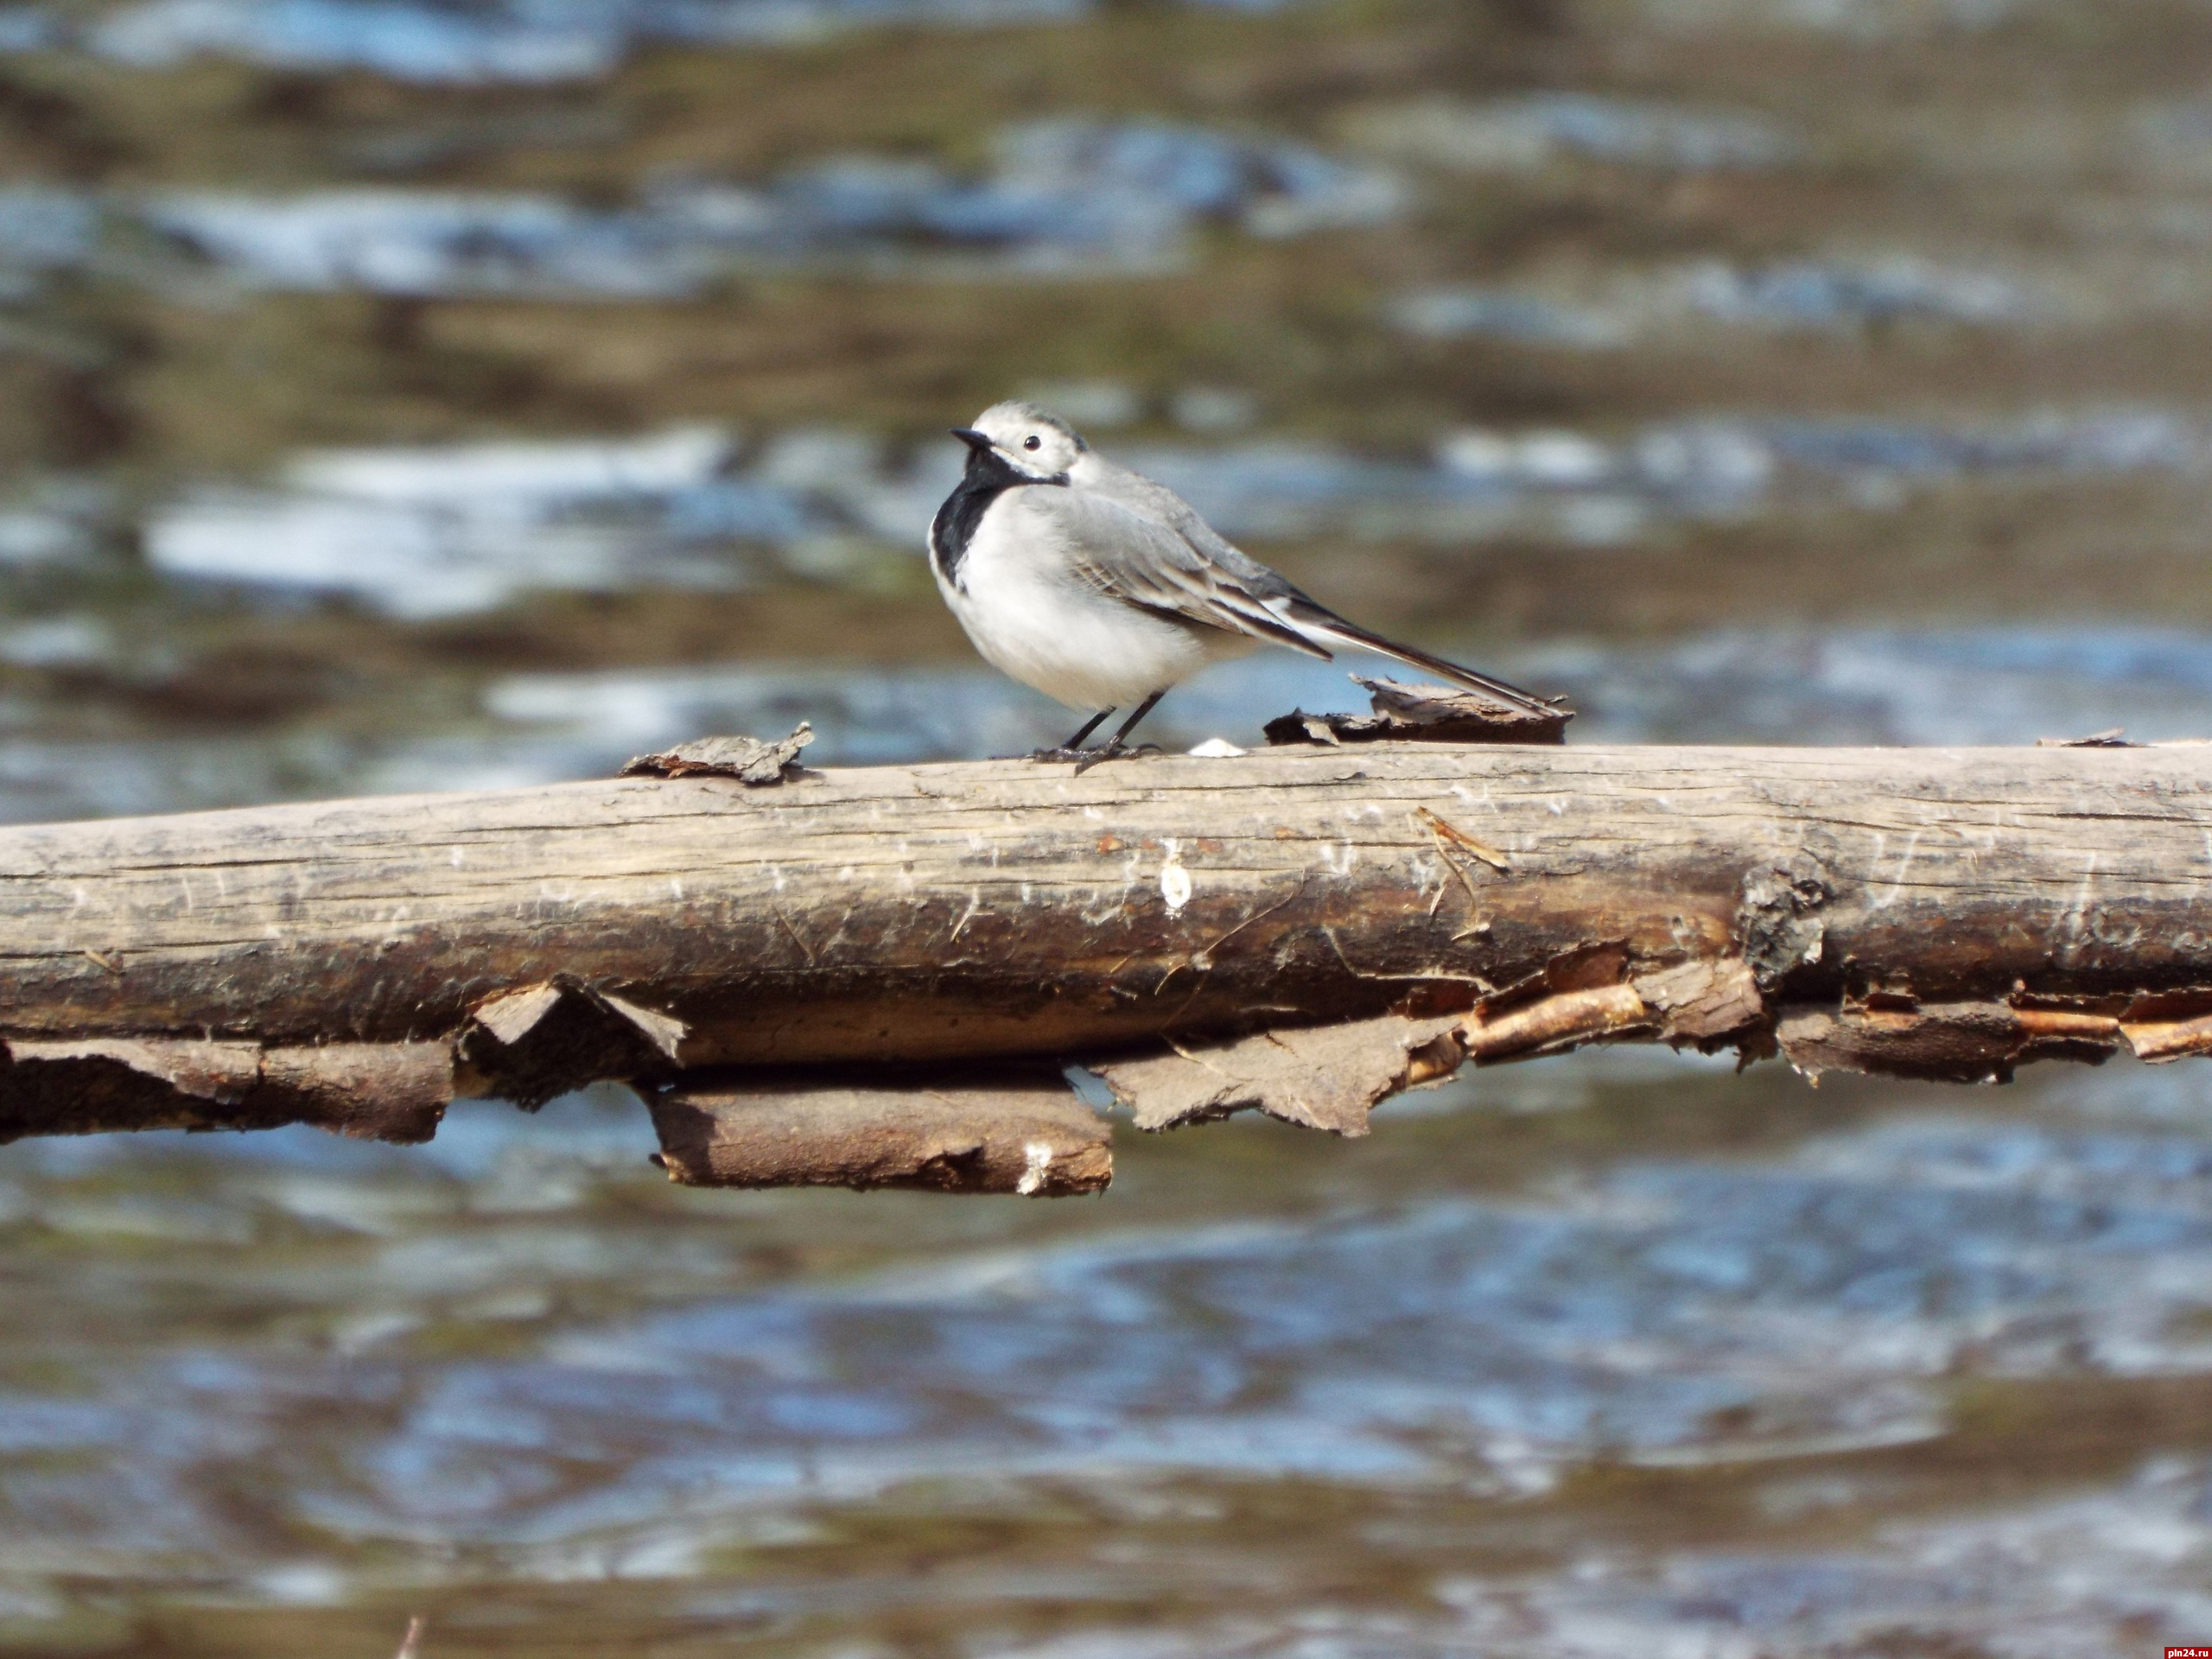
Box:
1023;435;1041;451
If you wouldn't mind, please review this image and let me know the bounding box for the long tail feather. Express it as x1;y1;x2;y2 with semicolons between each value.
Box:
1291;612;1560;716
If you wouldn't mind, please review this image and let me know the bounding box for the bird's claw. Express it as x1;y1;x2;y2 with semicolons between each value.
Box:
1070;741;1160;776
1026;746;1093;764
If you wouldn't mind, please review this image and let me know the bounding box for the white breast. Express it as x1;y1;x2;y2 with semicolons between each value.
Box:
936;490;1248;712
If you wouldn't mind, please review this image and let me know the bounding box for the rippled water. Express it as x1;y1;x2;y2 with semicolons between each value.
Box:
12;1058;2212;1655
5;0;2212;1650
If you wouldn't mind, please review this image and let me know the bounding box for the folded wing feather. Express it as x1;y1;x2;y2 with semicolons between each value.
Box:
1014;463;1560;715
1011;486;1333;660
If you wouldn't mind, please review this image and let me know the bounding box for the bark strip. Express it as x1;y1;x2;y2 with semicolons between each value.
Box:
647;1071;1112;1194
0;1037;450;1143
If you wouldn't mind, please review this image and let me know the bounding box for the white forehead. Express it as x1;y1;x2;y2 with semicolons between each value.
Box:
972;402;1083;448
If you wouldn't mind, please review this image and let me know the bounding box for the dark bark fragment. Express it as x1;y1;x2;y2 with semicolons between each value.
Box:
456;978;686;1109
620;724;813;783
255;1043;454;1141
1738;854;1833;991
2037;728;2139;748
647;1069;1110;1195
1776;1002;2120;1085
1263;677;1569;747
0;1037;449;1142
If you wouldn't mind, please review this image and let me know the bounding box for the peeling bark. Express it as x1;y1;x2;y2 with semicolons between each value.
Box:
1093;1014;1463;1135
1636;959;1767;1044
0;1036;449;1142
647;1071;1111;1194
2127;1012;2212;1062
1777;1003;2091;1084
456;978;686;1109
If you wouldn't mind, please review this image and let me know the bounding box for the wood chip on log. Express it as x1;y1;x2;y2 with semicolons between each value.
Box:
2036;728;2139;748
620;723;814;783
1263;677;1569;747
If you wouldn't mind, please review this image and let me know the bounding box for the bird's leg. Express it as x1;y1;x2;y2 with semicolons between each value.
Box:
1071;692;1166;774
1109;692;1166;748
1028;708;1115;765
1064;708;1116;749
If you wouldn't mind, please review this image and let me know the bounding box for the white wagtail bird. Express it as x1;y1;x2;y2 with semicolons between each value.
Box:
929;401;1563;770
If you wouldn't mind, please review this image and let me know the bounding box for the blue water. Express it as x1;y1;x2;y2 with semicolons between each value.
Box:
4;1058;2212;1653
4;0;2212;1648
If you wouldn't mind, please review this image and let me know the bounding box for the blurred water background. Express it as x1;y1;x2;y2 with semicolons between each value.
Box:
5;0;2212;1653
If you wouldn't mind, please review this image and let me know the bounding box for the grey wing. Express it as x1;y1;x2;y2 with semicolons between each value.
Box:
1073;458;1295;592
1062;467;1562;714
1055;460;1564;715
1007;486;1332;660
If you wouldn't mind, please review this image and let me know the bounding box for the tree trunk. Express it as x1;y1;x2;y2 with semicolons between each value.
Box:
2;743;2206;1191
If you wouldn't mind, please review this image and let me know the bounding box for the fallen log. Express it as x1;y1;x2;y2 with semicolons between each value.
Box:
3;738;2209;1192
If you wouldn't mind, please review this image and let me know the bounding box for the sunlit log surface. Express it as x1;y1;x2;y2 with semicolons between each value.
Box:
3;742;2209;1192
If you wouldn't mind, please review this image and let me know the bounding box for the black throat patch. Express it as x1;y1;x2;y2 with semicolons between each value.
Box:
930;448;1067;592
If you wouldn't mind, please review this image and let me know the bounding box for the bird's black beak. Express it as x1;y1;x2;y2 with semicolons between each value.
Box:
950;428;993;452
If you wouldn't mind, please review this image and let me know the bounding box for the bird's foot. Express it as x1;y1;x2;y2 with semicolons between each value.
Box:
1026;746;1095;765
1071;741;1160;776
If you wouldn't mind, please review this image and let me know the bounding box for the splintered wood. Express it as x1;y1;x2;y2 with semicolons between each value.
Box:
3;741;2210;1192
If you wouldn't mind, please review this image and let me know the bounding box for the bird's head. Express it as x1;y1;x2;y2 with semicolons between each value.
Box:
950;402;1086;481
